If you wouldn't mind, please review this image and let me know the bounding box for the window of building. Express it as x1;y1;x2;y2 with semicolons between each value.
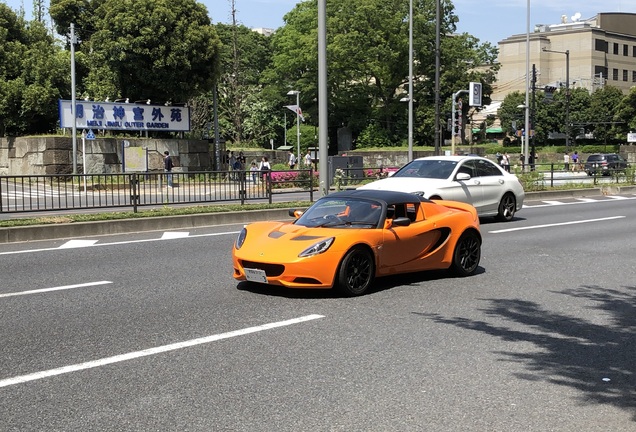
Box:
624;44;629;56
613;68;619;80
632;71;636;83
613;43;619;55
623;70;628;81
595;65;608;80
633;46;636;57
595;39;608;52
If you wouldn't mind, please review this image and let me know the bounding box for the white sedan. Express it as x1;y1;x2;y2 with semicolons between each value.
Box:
359;155;525;221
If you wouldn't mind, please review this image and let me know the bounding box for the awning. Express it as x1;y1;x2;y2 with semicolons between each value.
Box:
472;127;503;134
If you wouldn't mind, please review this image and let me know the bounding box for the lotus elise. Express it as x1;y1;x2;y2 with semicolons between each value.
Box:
232;189;481;296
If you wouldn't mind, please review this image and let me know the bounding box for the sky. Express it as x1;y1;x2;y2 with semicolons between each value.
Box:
3;0;635;46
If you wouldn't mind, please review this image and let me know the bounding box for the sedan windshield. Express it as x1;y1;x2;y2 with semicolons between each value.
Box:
393;159;458;179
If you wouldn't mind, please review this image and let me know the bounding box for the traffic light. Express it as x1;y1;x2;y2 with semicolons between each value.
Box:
544;86;557;102
453;110;462;135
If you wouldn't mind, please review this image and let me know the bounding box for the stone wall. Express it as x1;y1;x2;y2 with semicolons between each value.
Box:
0;137;212;176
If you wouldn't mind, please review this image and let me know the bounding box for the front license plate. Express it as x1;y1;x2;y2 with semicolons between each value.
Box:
244;267;268;284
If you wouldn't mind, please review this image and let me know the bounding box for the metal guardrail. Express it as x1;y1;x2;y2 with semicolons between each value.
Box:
0;169;320;214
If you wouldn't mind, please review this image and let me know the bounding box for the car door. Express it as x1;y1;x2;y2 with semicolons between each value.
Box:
442;160;484;207
472;159;507;214
378;203;441;274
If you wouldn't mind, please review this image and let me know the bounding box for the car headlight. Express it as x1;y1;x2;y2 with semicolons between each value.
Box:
235;227;247;250
299;237;334;257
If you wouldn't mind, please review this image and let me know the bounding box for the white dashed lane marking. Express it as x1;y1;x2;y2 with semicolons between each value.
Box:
0;314;325;388
58;240;99;249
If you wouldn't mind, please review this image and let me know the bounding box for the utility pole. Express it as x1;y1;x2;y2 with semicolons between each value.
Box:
434;0;441;155
530;64;537;170
70;23;78;174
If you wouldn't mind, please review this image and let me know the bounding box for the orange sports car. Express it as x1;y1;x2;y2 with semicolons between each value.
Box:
232;189;481;296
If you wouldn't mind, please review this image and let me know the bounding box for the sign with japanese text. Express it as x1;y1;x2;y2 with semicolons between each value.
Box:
58;100;190;132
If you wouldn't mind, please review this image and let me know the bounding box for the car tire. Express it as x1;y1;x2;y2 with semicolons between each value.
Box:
450;230;481;276
496;193;516;222
336;246;375;296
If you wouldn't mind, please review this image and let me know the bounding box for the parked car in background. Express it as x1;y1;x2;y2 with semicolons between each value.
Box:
584;153;628;176
358;155;525;222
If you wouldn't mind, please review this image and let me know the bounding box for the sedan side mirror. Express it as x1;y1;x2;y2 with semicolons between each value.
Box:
456;172;471;181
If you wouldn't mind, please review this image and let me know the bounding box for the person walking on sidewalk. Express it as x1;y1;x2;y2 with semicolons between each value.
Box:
163;151;174;187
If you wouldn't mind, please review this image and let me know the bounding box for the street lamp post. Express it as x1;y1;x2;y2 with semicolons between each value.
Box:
407;0;413;162
543;47;570;149
523;0;530;171
287;90;301;168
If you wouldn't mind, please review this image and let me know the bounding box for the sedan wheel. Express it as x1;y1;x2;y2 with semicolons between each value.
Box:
496;193;516;222
337;246;375;296
451;231;481;276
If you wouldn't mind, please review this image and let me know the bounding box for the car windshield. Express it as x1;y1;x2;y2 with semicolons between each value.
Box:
587;155;604;162
392;159;458;179
295;198;383;228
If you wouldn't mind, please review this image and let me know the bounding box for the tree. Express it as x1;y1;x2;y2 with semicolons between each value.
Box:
51;0;222;103
0;5;71;136
213;23;273;146
264;0;498;149
613;86;636;136
587;85;623;144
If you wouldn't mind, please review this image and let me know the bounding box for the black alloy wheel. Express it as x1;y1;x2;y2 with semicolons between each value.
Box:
337;246;375;296
451;231;481;276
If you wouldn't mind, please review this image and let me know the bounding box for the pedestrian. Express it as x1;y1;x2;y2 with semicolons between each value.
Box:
250;161;259;183
501;152;510;172
163;151;174;187
259;156;271;182
236;151;246;180
571;151;579;172
529;150;536;171
304;150;312;167
228;151;237;180
563;152;570;171
288;150;296;170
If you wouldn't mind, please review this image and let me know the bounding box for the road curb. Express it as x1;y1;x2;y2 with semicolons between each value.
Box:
0;209;292;244
1;186;635;244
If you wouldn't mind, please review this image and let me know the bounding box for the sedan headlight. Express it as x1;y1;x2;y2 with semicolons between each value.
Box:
299;237;335;257
235;227;247;250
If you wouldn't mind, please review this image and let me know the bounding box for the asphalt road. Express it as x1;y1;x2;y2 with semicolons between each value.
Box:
0;193;635;431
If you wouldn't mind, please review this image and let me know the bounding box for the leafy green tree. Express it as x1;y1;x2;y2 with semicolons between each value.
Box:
613;86;636;136
587;85;623;144
264;0;498;149
0;5;71;136
213;23;273;146
51;0;222;103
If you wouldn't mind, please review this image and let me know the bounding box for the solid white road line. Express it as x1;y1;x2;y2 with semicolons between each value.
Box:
489;216;625;234
0;314;325;388
0;281;113;299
